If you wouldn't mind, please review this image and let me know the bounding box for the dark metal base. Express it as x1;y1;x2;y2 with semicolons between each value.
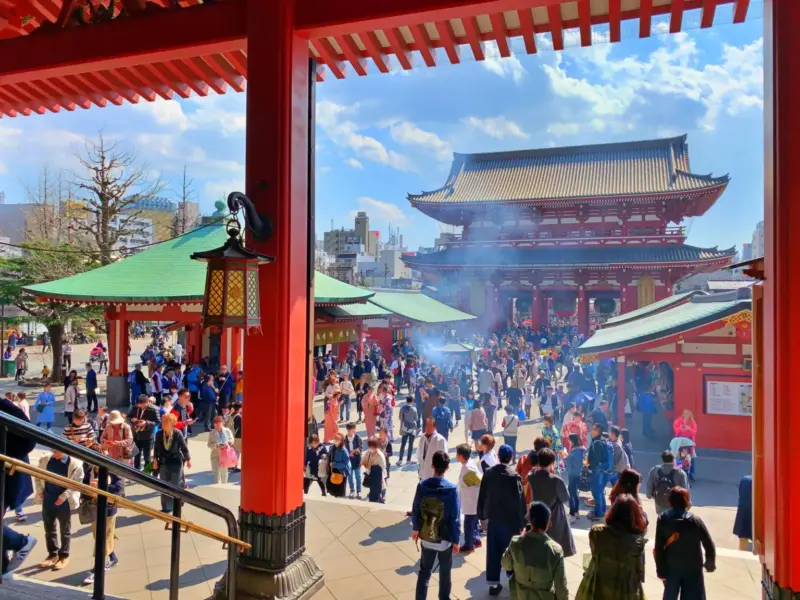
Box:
231;554;324;600
212;504;324;599
763;564;800;600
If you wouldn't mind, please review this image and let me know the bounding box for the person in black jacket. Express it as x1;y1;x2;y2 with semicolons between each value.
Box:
1;397;37;579
153;412;191;513
654;486;716;600
477;444;527;597
128;395;159;470
80;464;123;585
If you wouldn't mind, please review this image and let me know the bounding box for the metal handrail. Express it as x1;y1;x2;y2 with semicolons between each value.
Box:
0;453;250;549
0;410;240;600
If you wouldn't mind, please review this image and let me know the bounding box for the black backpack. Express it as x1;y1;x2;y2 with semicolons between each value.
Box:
419;496;447;543
654;467;677;506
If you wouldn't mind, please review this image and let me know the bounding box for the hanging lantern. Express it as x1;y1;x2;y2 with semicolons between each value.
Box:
594;297;617;315
552;295;577;318
191;219;274;335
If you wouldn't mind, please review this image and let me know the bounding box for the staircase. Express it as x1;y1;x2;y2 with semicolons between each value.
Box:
1;576;126;599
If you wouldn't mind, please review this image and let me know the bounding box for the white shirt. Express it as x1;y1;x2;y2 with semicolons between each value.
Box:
340;381;355;396
458;458;482;516
417;432;448;481
501;414;519;436
174;343;183;359
478;370;494;394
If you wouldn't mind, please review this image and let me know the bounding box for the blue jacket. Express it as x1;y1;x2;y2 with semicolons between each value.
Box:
219;374;234;396
86;369;97;391
200;383;217;405
187;367;201;392
565;447;586;479
412;476;461;546
637;392;657;414
34;391;56;424
432;405;454;438
329;445;352;475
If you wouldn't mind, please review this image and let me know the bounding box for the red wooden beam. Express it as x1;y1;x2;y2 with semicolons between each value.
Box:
517;8;537;54
700;0;717;28
384;27;413;70
411;23;437;67
640;0;652;38
184;57;228;94
140;63;191;99
608;0;621;42
577;0;591;47
312;37;347;79
361;30;390;73
89;70;140;104
547;3;563;51
489;12;510;57
336;34;369;75
462;16;485;61
435;20;460;63
0;0;246;85
47;77;92;109
733;0;749;23
160;59;209;96
205;54;246;92
113;67;161;101
670;0;685;33
296;0;566;37
223;50;247;77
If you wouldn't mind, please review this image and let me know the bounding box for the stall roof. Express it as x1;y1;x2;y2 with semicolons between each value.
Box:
24;224;373;306
577;296;751;356
427;342;478;354
602;292;695;327
316;302;392;321
367;290;476;324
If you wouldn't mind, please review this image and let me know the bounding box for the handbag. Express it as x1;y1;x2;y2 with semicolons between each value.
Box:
78;500;97;525
218;445;239;469
329;471;344;485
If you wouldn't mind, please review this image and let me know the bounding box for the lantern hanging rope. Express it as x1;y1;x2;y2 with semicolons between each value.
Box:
190;192;275;335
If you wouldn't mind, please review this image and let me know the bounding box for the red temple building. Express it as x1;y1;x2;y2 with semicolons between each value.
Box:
404;135;736;335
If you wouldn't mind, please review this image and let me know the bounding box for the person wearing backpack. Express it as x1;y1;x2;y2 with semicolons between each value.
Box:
607;425;630;486
398;396;418;465
586;424;613;520
432;395;454;440
412;450;460;600
647;450;689;515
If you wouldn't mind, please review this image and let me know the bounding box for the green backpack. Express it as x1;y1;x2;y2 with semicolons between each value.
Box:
419;496;446;543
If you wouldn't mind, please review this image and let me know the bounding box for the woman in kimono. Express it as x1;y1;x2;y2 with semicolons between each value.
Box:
363;386;379;438
323;389;341;443
379;385;395;442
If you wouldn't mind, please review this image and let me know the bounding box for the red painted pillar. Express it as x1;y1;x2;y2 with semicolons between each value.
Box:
577;287;589;337
531;286;541;330
237;0;323;593
185;325;200;367
356;322;364;360
107;317;129;376
616;356;626;426
763;0;800;591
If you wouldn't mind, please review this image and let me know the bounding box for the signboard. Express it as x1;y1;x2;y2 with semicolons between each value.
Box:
314;325;358;346
705;379;753;417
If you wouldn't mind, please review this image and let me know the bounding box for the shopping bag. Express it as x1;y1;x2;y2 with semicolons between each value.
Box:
218;445;239;469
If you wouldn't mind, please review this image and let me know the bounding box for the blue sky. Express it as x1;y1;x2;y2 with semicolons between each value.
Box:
0;11;764;254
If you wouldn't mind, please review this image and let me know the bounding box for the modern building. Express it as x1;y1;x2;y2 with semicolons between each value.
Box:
110;215;155;253
403;135;736;335
322;212;380;259
742;242;753;261
752;220;765;258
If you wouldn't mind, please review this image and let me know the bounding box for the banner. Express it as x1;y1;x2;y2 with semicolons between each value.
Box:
705;379;753;416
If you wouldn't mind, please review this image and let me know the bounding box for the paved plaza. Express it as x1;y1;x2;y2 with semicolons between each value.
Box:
1;339;759;598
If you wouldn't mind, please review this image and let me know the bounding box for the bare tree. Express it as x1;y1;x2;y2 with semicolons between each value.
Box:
24;166;73;244
171;166;196;237
69;134;165;265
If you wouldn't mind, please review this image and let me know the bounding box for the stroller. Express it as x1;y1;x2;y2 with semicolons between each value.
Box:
670;436;696;483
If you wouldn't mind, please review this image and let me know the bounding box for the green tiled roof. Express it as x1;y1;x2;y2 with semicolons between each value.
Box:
402;245;736;269
317;302;391;321
602;292;695;327
408;136;729;205
577;298;751;356
24;225;373;306
368;291;476;324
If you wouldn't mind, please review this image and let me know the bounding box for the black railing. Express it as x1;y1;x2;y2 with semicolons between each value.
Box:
0;411;240;600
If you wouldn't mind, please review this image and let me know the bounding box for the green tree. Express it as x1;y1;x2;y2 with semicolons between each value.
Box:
0;240;100;381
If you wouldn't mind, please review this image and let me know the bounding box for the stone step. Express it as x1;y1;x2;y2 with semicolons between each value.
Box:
0;575;127;599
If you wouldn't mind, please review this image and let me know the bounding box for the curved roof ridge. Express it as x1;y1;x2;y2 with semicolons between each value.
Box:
452;134;689;162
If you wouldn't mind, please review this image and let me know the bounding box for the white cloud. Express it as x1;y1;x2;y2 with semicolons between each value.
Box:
204;178;244;203
316;100;414;171
349;197;408;225
134;98;189;131
540;33;764;131
388;121;452;161
187;95;246;135
482;41;527;84
345;158;363;169
463;116;529;139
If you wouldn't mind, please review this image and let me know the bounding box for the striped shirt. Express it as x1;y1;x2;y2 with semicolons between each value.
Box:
63;422;96;447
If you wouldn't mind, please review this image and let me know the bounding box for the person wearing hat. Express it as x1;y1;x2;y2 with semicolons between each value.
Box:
100;410;135;465
477;443;527;597
128;395;159;470
501;502;570;600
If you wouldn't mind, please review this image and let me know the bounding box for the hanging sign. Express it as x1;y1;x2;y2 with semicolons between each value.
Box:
314;325;358;345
